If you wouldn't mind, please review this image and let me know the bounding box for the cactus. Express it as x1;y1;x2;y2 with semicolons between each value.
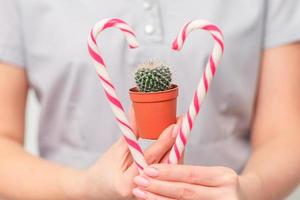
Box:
135;61;172;92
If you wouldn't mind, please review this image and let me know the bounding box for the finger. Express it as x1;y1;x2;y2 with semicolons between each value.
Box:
144;124;177;164
132;188;174;200
110;137;134;171
159;151;170;164
161;117;184;164
133;176;217;200
123;162;139;180
177;115;184;124
145;192;175;200
171;115;183;138
111;137;129;155
144;164;237;187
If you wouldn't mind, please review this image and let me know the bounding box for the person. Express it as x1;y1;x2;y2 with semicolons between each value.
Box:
0;0;300;199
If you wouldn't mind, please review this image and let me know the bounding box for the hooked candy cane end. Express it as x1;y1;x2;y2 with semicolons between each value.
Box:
128;39;139;49
129;44;139;49
172;40;181;51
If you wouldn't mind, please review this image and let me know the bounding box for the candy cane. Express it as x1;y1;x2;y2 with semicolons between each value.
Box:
87;18;147;170
168;20;224;164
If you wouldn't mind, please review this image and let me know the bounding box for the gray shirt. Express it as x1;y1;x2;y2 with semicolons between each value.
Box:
1;0;300;172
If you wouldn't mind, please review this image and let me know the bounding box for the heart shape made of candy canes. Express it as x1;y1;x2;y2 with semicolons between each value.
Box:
87;18;224;172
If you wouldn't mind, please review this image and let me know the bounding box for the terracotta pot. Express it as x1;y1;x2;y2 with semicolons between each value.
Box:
129;84;178;140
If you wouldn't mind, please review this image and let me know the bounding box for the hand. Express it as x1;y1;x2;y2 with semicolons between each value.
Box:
80;110;182;200
132;164;258;200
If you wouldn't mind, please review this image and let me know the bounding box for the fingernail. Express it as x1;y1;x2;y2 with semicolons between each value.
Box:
132;188;147;199
172;124;179;138
144;167;159;177
134;176;150;187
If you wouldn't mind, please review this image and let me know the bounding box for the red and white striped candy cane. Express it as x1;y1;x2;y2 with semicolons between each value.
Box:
87;18;147;170
168;20;224;164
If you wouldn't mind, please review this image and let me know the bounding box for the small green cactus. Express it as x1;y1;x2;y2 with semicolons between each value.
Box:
135;61;172;92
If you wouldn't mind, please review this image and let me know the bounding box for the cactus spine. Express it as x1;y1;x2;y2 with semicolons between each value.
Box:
135;61;172;92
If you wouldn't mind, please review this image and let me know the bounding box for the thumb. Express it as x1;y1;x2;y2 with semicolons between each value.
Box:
144;124;177;164
161;115;184;163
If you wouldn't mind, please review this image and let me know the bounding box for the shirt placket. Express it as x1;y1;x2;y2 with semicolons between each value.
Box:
139;0;163;43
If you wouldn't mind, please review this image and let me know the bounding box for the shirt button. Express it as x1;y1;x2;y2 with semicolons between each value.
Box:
142;2;152;10
144;24;155;35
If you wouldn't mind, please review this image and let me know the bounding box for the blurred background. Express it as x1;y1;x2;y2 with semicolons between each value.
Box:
25;90;300;199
